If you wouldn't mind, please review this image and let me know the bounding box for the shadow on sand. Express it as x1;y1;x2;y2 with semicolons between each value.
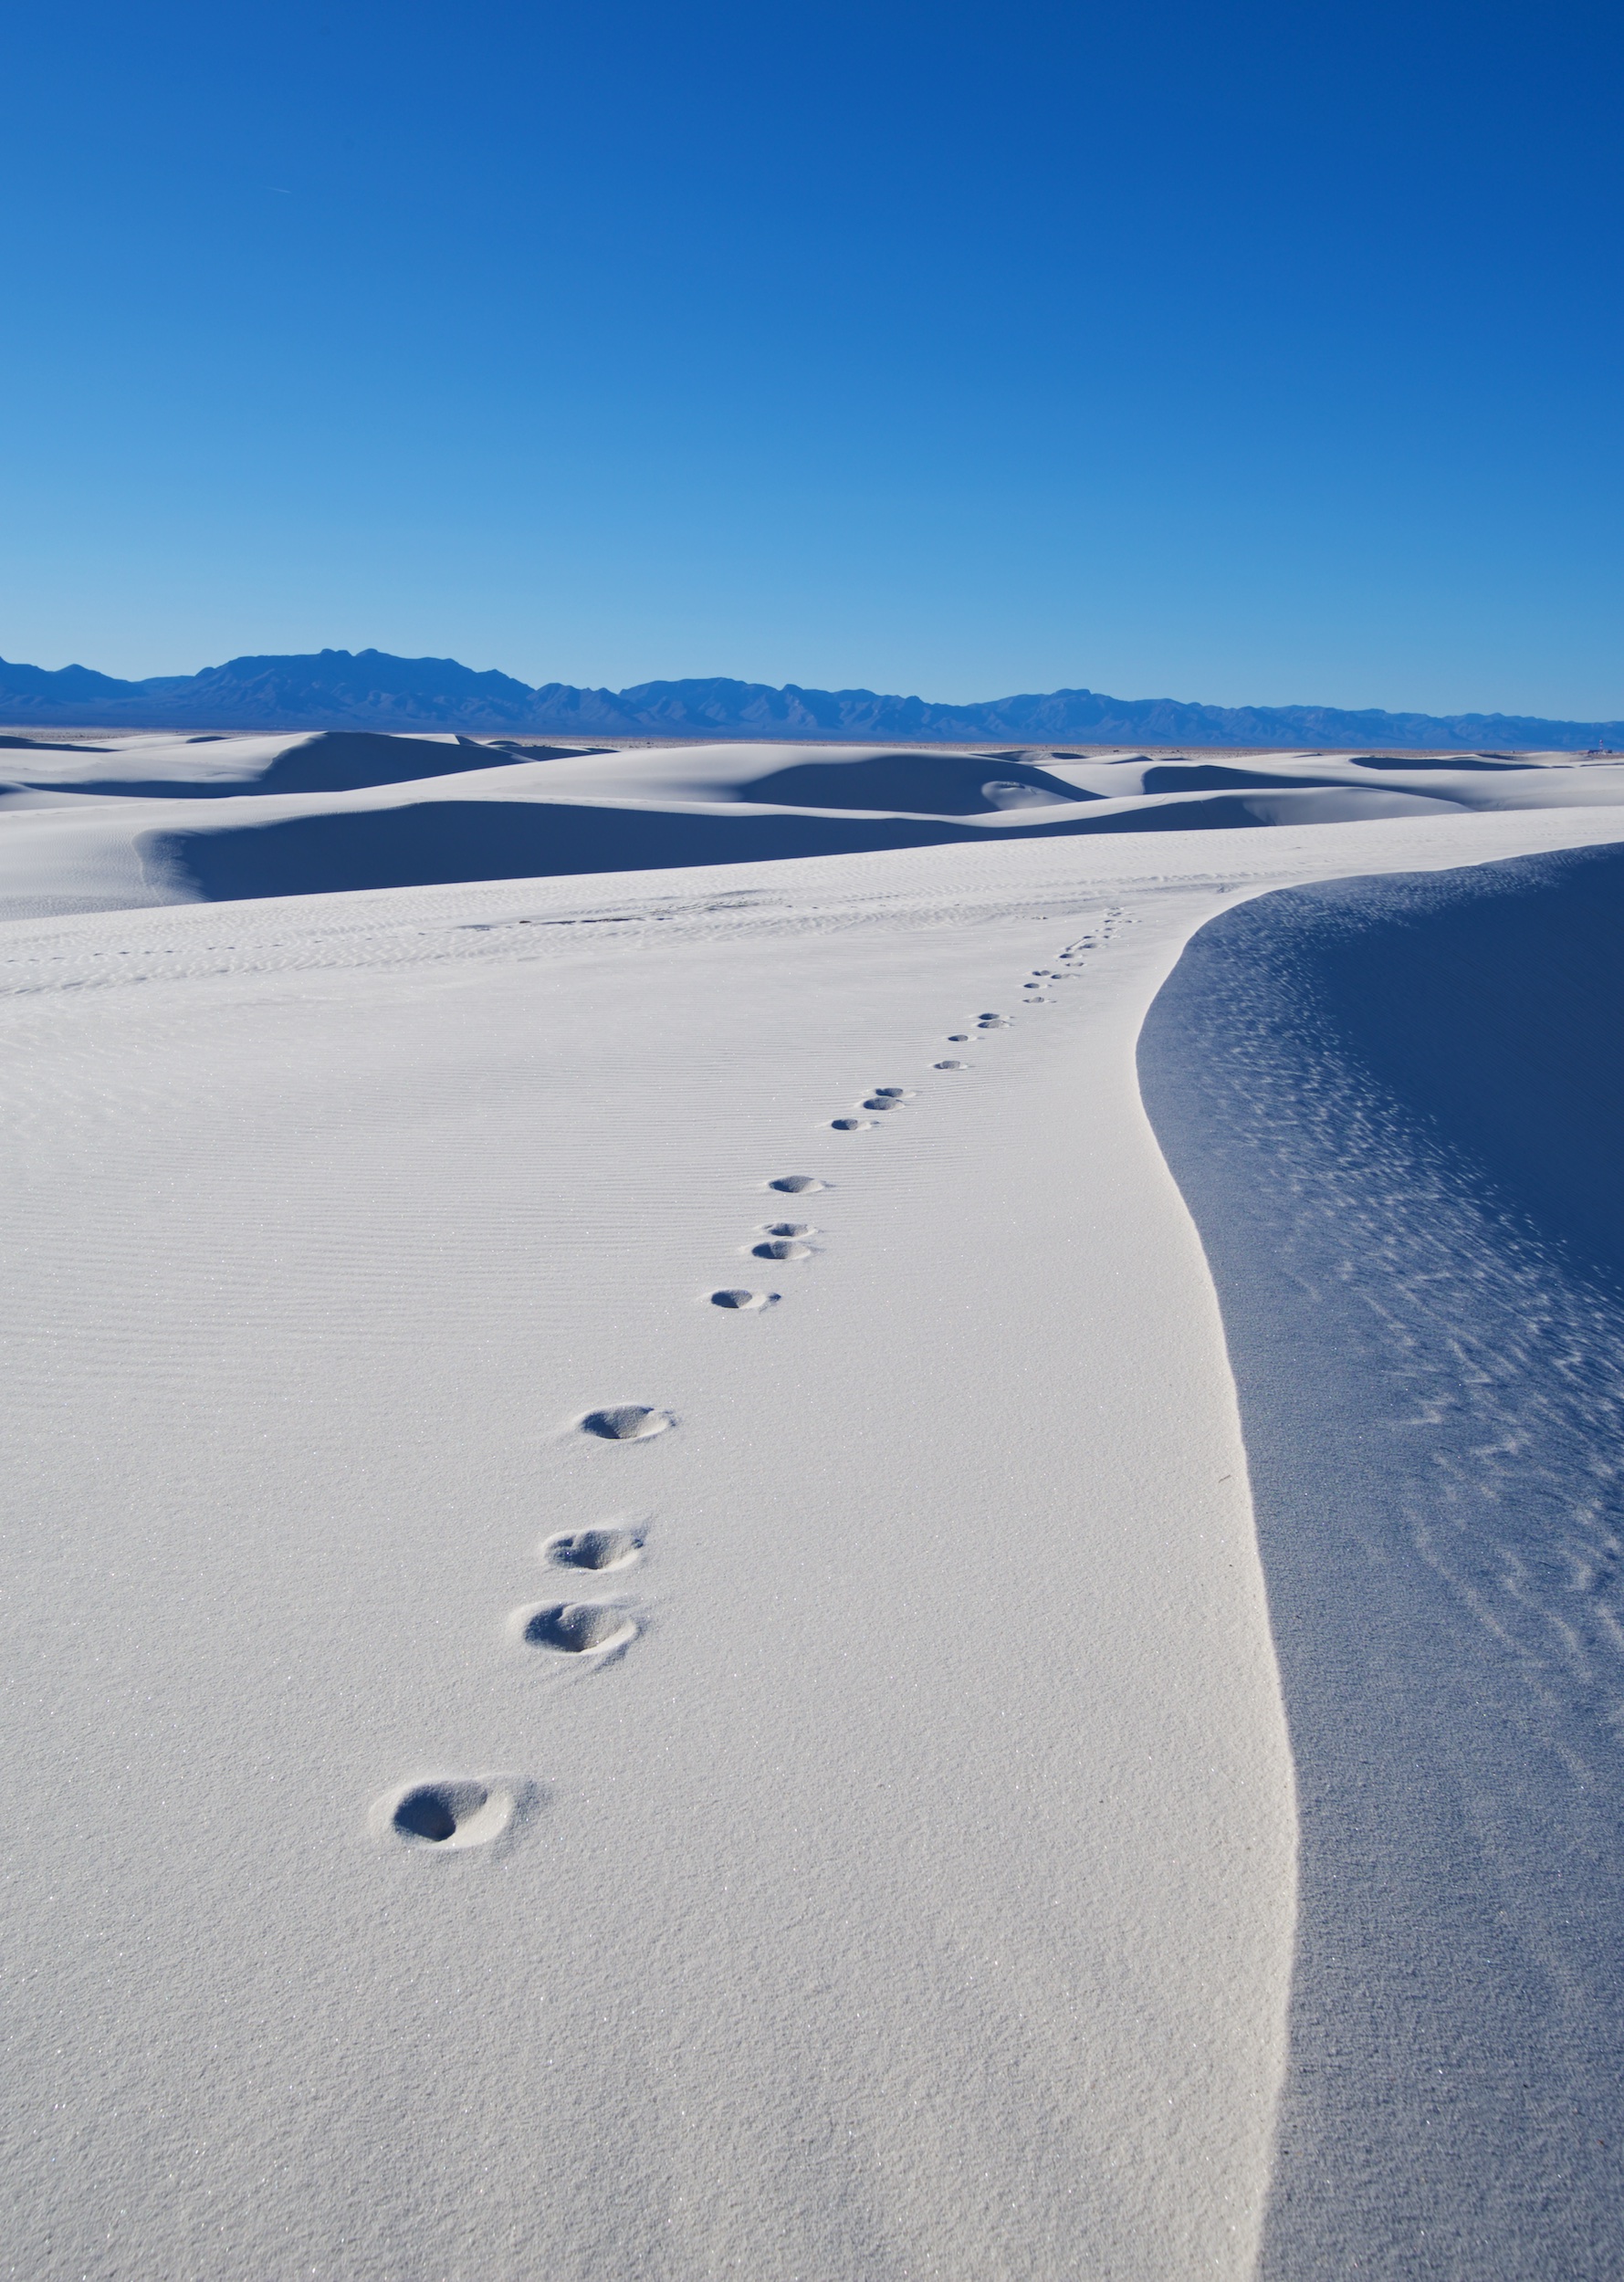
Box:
147;790;1271;897
1140;843;1624;2276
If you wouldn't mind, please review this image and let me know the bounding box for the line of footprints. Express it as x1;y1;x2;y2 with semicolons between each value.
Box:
376;911;1126;1849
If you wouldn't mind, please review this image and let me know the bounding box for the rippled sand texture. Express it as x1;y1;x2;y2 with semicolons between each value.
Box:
0;840;1293;2280
1142;845;1624;2277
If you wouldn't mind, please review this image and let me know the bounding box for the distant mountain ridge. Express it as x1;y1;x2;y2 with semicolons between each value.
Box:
2;646;1619;750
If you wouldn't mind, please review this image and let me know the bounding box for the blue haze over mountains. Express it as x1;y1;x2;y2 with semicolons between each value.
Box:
3;648;1619;751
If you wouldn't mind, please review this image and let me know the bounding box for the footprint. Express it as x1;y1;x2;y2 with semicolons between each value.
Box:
710;1288;778;1309
934;1059;968;1070
831;1116;872;1131
372;1774;530;1852
947;1033;969;1042
760;1220;813;1236
547;1526;642;1569
579;1405;674;1441
770;1174;826;1194
753;1238;812;1261
519;1601;637;1655
860;1097;901;1111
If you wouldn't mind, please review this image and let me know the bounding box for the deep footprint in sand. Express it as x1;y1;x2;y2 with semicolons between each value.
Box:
935;1058;968;1070
861;1096;901;1112
547;1526;643;1569
770;1174;826;1194
831;1116;872;1131
753;1237;812;1261
579;1405;674;1441
760;1220;813;1236
519;1601;637;1656
372;1774;529;1851
710;1287;778;1309
947;1033;969;1042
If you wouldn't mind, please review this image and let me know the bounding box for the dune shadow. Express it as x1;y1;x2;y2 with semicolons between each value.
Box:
74;730;531;800
145;790;1284;899
1344;750;1535;770
1138;843;1624;2274
1142;762;1358;794
734;752;1095;814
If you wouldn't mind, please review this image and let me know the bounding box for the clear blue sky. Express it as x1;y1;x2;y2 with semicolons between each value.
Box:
5;1;1621;715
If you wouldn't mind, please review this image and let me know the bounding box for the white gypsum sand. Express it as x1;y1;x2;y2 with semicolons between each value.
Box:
4;796;1624;2277
7;728;1624;921
1141;844;1624;2276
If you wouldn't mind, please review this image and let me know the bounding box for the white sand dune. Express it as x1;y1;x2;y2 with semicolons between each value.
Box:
6;728;1624;921
1141;845;1624;2273
5;779;1624;2276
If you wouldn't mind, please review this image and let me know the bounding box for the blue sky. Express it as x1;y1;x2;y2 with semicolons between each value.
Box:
5;1;1621;715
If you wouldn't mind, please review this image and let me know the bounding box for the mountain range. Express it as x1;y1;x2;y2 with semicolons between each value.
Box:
3;647;1619;750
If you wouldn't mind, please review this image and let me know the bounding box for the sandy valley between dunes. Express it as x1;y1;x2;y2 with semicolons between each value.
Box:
5;797;1624;2277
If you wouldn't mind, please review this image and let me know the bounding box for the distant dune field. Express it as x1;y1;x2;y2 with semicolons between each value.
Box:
5;726;1624;920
